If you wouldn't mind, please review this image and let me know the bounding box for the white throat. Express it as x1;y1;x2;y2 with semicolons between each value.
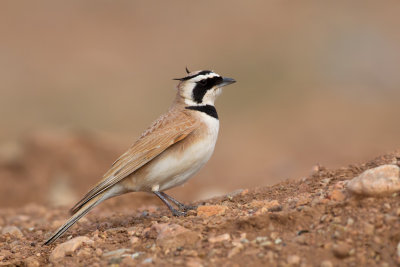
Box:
184;87;222;106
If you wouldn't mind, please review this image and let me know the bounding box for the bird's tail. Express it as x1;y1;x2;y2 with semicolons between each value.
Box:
43;191;107;245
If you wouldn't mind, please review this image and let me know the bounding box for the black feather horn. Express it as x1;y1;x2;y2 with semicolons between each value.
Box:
185;67;190;74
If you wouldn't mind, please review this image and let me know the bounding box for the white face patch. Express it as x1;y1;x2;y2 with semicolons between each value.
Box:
201;87;222;105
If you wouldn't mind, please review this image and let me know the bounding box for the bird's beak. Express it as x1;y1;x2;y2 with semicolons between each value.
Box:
218;77;236;87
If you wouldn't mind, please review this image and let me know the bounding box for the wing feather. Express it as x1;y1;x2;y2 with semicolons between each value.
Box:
70;109;198;214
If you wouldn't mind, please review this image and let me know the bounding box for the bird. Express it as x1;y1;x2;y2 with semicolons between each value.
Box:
44;68;236;245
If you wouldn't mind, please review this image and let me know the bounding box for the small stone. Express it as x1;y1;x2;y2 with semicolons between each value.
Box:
2;226;23;238
363;223;375;235
293;235;307;245
152;223;200;250
185;257;204;267
347;218;354;226
142;257;153;264
383;203;391;211
332;217;341;224
102;248;131;258
321;178;332;186
332;242;351;258
120;257;136;266
131;252;144;259
260;241;273;248
329;189;346;202
397;241;400;257
49;236;93;263
274;238;282;244
241;189;249;196
77;247;91;257
109;257;122;265
320;260;333;267
160;216;169;222
287;254;301;266
297;194;312;206
24;256;40;267
95;248;103;256
228;244;243;258
253;200;281;214
320;215;328;222
256;237;268;245
384;214;397;224
227;189;245;198
197;205;228;217
347;165;400;196
182;250;198;257
208;233;230;243
270;232;279;239
130;236;139;245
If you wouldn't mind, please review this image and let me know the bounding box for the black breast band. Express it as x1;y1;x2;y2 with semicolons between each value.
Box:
185;105;218;119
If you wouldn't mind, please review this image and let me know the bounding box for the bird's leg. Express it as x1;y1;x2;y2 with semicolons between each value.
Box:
159;192;197;212
153;191;185;217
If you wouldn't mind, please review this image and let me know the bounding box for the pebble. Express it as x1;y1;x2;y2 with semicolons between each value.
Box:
293;235;307;245
227;189;245;199
185;257;204;267
320;260;333;267
347;218;354;226
49;236;93;263
2;226;23;238
260;241;273;248
363;223;375;235
250;199;280;210
197;205;227;217
152;223;200;249
228;245;243;258
24;256;40;267
254;236;268;244
77;247;92;258
397;241;400;257
131;252;144;259
329;189;346;201
142;257;153;264
347;165;400;196
102;248;131;258
130;236;139;245
95;248;103;256
287;254;301;266
208;233;230;243
332;242;351;258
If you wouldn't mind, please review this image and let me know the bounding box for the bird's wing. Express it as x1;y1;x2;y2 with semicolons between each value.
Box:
70;109;198;214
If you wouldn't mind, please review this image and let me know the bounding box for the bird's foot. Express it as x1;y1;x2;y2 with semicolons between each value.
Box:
171;209;187;217
180;204;197;212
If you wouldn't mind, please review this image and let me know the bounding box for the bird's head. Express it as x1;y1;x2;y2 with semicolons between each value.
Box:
174;68;236;106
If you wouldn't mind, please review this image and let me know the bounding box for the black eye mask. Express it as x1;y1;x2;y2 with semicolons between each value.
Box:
192;76;223;103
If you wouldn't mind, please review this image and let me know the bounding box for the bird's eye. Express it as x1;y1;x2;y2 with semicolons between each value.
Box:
199;80;207;85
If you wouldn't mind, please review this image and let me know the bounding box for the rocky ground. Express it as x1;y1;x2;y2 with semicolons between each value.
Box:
1;149;400;266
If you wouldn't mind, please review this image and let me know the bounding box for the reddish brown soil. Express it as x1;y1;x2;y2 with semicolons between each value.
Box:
1;133;400;266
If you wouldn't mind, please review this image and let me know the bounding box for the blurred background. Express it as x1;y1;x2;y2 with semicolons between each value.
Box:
1;1;400;208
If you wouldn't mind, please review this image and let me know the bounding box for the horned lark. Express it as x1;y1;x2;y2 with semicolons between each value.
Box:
44;68;236;245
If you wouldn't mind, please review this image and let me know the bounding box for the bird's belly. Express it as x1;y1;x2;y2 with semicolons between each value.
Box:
130;127;218;192
148;137;216;191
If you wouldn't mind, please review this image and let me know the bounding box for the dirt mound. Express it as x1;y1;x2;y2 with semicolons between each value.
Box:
1;151;400;266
